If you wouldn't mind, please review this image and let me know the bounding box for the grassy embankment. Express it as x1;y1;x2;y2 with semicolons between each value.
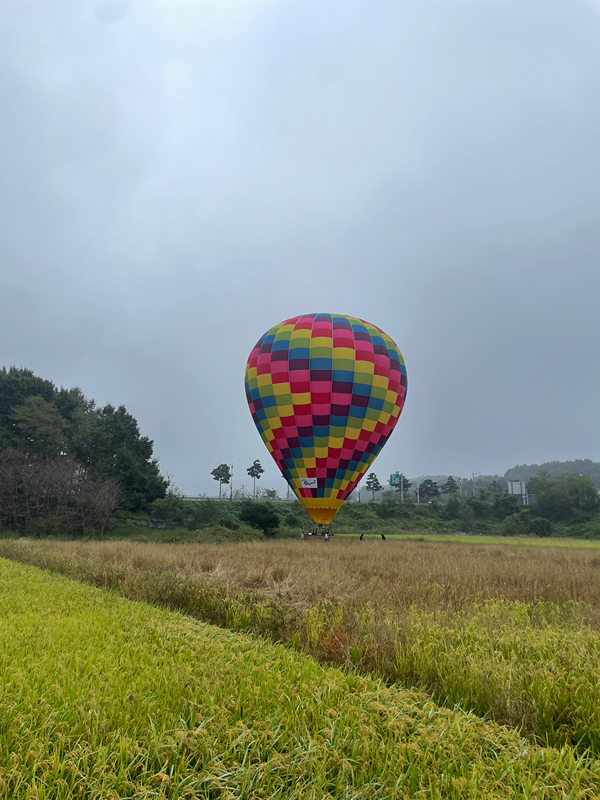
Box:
3;537;600;754
3;556;600;800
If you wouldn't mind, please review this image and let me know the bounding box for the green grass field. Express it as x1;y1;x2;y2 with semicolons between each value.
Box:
2;556;600;799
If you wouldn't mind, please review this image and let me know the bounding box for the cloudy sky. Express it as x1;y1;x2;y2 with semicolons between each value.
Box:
1;0;599;495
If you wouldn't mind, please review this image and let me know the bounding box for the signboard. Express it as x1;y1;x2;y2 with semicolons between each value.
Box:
389;473;400;486
300;478;318;489
507;481;527;496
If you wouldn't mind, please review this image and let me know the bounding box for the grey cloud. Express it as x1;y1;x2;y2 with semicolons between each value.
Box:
1;0;599;495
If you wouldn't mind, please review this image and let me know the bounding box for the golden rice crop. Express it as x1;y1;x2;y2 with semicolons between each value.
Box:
5;536;600;615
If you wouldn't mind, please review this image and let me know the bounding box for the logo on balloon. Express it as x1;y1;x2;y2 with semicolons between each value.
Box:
245;313;407;525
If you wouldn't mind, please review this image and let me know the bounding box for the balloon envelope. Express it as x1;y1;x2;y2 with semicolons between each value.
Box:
245;314;407;524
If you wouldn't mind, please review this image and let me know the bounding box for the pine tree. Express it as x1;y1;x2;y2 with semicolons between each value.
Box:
365;472;383;500
211;464;232;500
246;459;264;499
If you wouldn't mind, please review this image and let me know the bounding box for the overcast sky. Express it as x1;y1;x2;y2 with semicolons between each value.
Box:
1;0;599;495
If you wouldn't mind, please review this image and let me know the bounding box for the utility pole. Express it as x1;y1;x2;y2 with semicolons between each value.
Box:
472;472;480;498
400;473;404;502
230;463;234;501
416;478;420;504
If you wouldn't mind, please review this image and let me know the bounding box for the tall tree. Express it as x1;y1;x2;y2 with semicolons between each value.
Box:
69;406;109;468
93;404;167;511
11;396;68;457
211;463;232;500
418;479;440;500
246;459;264;499
0;368;167;512
365;472;383;500
440;476;459;495
0;367;56;448
528;473;599;521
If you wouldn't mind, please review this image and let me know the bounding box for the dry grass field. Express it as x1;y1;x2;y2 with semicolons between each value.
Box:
2;536;600;752
6;536;600;616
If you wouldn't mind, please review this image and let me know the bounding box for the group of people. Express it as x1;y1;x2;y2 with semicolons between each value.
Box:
300;530;387;541
301;528;333;540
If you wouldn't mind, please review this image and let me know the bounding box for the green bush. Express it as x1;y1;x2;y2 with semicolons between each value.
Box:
466;498;488;518
528;516;551;537
446;496;461;519
374;496;412;520
530;474;600;522
501;514;533;537
239;502;280;535
493;494;521;520
413;505;430;518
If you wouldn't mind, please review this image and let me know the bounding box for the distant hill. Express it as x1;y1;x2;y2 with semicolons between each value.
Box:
504;460;600;488
408;462;600;492
360;460;600;501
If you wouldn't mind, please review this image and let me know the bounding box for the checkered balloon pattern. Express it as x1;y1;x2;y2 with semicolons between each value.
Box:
244;314;407;525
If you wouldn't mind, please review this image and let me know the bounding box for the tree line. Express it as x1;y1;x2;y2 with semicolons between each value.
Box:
0;367;167;535
362;468;599;529
4;366;597;539
209;460;282;501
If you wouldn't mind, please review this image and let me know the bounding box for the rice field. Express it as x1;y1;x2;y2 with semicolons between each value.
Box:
2;537;600;756
5;536;600;612
2;556;600;799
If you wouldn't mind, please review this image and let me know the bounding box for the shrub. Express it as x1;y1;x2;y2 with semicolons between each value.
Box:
493;494;520;520
413;505;430;518
501;514;531;537
466;498;488;519
515;509;552;538
239;502;280;535
528;516;552;537
458;505;475;533
446;496;461;519
375;496;412;520
219;517;240;530
339;503;380;529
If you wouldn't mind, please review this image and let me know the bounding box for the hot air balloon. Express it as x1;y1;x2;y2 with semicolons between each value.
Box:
244;314;407;525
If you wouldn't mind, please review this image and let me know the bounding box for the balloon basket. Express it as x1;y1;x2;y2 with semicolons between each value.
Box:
304;524;334;541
